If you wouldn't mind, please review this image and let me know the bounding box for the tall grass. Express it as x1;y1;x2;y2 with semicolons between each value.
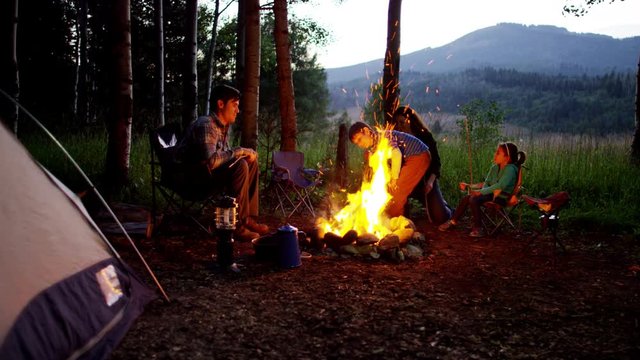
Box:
438;134;640;233
20;128;640;234
22;129;154;205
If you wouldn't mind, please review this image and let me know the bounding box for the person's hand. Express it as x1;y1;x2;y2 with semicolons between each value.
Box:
363;166;373;182
387;178;398;193
425;180;434;194
232;147;257;162
459;182;468;191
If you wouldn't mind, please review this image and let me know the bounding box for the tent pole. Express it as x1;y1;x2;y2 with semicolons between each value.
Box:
0;88;170;302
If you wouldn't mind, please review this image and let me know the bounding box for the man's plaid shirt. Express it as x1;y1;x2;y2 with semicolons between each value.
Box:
176;115;234;170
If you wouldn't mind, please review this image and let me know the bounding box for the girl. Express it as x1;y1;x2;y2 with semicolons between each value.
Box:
438;142;526;237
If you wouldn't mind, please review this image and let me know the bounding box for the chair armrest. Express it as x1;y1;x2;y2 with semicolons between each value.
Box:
273;165;291;181
300;168;321;177
299;168;322;185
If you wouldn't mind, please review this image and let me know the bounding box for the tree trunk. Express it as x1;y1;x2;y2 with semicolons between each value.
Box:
75;0;89;127
155;0;165;126
335;123;348;188
382;0;402;125
182;0;198;130
105;0;133;195
240;0;260;149
631;55;640;165
204;0;220;116
235;0;246;94
274;0;297;152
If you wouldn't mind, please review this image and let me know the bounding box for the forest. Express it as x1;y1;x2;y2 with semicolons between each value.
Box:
330;67;636;135
0;0;331;140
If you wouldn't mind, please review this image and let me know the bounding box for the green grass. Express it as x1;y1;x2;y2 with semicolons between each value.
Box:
438;134;640;234
20;128;640;235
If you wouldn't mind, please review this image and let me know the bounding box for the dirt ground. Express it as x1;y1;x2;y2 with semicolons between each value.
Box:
109;211;640;360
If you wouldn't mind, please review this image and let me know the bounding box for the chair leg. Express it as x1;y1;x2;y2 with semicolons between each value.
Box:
274;182;316;218
482;205;519;236
274;183;289;217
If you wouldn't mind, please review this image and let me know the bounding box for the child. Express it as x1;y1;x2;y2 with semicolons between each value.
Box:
438;142;526;237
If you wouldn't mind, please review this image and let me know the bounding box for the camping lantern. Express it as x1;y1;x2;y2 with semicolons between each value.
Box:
214;196;238;269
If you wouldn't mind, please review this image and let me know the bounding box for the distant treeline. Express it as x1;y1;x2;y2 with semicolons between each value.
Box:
330;67;636;135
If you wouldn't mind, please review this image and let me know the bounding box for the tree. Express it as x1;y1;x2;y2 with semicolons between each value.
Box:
182;0;199;130
562;0;623;16
203;0;222;115
74;0;89;127
155;0;166;126
239;0;261;149
273;0;298;151
382;0;401;125
105;0;133;195
363;79;385;125
456;99;505;149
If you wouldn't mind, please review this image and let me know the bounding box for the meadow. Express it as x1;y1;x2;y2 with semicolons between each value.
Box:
22;128;640;236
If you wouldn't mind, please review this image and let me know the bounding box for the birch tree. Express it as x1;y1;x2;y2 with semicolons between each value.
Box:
74;0;89;127
204;0;221;116
155;0;165;126
182;0;198;129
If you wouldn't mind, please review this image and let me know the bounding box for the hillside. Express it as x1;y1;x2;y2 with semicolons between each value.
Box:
325;24;639;135
326;23;640;84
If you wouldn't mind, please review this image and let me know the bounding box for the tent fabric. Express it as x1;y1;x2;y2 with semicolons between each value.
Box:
0;124;156;359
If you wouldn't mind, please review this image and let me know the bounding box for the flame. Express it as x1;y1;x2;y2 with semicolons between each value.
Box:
317;126;397;239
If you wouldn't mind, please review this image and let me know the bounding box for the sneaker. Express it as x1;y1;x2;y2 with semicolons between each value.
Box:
245;218;269;235
234;226;260;242
469;228;486;238
438;220;456;232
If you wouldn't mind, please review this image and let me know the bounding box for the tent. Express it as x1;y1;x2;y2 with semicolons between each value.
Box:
0;123;156;359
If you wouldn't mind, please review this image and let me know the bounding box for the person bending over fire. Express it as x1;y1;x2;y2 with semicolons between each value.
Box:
438;142;526;238
348;121;431;218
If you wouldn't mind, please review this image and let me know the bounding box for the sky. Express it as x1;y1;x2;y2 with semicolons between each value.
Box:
286;0;640;69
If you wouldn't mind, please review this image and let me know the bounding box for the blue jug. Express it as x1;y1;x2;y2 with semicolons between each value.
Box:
277;224;302;268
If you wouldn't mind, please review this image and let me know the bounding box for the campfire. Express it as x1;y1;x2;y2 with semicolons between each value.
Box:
315;125;422;259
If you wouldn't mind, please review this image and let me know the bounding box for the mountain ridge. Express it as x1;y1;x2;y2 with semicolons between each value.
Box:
326;23;640;84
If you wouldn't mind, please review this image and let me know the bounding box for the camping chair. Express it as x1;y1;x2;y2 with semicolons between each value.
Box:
272;151;322;218
480;164;525;236
523;191;570;252
149;123;217;236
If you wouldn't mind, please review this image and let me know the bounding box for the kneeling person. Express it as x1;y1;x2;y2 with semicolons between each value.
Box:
348;121;431;218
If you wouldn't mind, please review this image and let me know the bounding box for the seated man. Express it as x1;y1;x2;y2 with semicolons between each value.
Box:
348;121;431;218
175;84;268;241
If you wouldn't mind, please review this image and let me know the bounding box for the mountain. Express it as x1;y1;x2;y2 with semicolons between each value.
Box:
326;23;640;84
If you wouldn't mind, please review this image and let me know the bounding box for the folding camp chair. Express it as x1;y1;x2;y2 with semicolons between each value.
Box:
149;123;217;236
272;151;322;218
523;191;570;252
480;164;525;236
